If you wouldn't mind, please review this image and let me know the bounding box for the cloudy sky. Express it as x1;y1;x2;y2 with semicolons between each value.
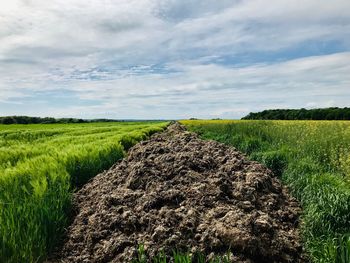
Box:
1;0;350;119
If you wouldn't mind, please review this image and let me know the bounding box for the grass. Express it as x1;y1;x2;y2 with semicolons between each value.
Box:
132;245;232;263
181;120;350;263
0;121;168;263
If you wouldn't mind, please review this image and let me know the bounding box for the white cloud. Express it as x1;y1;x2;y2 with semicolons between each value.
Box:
0;0;349;118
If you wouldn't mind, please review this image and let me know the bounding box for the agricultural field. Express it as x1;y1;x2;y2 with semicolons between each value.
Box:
0;121;168;263
2;120;350;263
182;120;350;263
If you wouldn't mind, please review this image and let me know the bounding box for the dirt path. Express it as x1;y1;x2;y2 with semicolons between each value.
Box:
55;123;304;262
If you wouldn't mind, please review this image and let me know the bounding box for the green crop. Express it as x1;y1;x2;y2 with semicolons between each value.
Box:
0;121;168;262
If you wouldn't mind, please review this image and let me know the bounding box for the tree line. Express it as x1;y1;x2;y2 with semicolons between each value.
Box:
0;116;120;124
242;107;350;120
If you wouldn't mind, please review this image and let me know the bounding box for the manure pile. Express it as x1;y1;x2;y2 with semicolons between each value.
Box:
56;123;304;262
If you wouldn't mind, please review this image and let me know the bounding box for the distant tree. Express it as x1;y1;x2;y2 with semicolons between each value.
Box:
2;116;16;124
0;116;115;124
242;107;350;120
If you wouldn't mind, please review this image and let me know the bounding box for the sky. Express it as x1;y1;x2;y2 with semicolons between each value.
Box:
0;0;350;119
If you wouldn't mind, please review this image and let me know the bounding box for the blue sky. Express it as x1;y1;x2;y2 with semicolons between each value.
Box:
1;0;350;119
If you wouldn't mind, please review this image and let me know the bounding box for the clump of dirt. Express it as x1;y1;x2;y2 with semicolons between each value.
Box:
56;123;304;262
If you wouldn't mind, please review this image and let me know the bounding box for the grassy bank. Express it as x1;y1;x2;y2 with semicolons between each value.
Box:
0;121;168;262
182;120;350;263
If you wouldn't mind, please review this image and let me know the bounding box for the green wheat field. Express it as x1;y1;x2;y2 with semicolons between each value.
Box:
0;121;168;262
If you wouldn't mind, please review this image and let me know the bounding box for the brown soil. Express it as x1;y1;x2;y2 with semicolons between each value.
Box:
55;123;304;263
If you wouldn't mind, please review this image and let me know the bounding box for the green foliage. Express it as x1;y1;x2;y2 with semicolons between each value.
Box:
0;116;87;124
0;121;168;262
252;148;289;177
0;115;166;124
242;107;350;120
183;120;350;263
335;235;350;263
132;244;232;263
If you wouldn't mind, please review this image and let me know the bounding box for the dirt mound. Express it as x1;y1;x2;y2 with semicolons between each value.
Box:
56;123;303;262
